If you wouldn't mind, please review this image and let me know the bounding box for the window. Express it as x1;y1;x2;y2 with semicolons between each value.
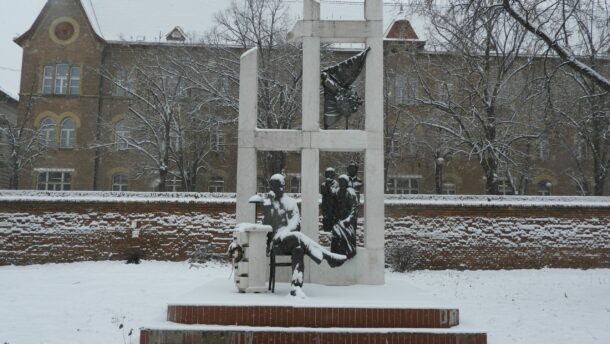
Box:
69;66;80;95
287;174;301;193
211;128;225;152
39;117;56;147
115;120;129;150
394;74;418;105
387;132;400;155
387;176;420;194
257;177;266;193
42;64;81;95
437;82;453;101
537;181;551;196
208;176;224;192
54;64;69;94
59;118;76;148
37;171;72;190
170;131;181;151
42;66;54;94
538;135;549;160
112;174;128;191
115;69;135;97
498;178;514;195
443;183;456;195
575;134;587;160
166;175;184;192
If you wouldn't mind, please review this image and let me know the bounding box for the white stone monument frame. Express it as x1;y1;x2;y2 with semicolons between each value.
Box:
236;0;384;285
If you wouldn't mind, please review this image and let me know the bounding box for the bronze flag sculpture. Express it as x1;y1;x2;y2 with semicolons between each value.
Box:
321;47;370;129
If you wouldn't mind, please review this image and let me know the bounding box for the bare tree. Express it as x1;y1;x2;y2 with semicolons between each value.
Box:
500;0;610;92
182;0;303;178
99;47;226;192
0;84;48;189
497;0;610;195
408;0;546;194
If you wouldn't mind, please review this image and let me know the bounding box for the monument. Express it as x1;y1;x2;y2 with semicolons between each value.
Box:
140;1;487;341
234;0;385;291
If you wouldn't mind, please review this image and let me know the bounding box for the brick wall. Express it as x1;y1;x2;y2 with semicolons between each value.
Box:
1;194;609;269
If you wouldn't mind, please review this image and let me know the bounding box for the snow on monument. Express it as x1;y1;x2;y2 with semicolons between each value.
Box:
233;0;385;293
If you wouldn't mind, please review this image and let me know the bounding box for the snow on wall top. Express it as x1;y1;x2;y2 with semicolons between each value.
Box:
2;190;610;208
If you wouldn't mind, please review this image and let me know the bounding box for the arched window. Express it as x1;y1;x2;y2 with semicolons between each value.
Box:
112;174;128;191
59;118;76;148
39;117;55;147
115;120;129;150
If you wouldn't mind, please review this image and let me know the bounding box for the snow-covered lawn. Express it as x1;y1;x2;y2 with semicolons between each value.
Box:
1;261;609;344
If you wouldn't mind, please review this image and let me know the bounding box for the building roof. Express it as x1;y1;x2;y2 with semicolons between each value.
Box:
75;0;428;44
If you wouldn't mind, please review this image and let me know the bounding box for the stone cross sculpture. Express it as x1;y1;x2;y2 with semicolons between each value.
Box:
236;0;384;288
321;48;370;129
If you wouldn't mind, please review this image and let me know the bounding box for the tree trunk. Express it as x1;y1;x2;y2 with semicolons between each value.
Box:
9;163;19;190
593;161;606;196
158;169;168;192
483;157;500;195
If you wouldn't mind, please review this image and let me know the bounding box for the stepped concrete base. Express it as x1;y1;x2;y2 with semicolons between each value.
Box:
139;279;487;344
140;325;487;344
167;304;459;328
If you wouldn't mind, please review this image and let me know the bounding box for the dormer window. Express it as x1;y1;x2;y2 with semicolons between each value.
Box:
166;26;187;42
42;64;81;95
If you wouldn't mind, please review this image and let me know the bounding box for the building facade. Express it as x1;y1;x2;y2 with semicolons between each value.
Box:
0;89;19;189
10;0;610;195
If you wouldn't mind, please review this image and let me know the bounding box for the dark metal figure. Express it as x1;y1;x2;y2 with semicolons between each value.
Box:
320;167;339;232
331;175;359;260
347;162;363;202
263;174;346;296
321;47;370;129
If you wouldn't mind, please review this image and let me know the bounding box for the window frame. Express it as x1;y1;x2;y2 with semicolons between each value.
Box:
387;176;420;194
39;117;56;147
59;118;76;149
114;120;130;150
42;63;81;96
111;174;129;191
115;69;135;97
210;128;225;152
42;66;55;94
208;176;225;193
37;170;72;191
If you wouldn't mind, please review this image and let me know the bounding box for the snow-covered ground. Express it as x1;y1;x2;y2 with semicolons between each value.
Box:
1;261;609;344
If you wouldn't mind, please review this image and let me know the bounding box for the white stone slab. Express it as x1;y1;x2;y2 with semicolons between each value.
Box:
254;130;304;151
288;20;382;42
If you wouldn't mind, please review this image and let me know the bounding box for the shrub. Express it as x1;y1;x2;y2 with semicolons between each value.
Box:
388;245;420;272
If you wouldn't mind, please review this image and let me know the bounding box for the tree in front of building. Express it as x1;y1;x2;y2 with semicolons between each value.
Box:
410;0;546;194
0;85;48;189
100;47;229;192
185;0;303;179
499;0;610;195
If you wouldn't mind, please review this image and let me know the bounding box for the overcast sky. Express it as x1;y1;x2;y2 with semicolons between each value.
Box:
0;0;47;98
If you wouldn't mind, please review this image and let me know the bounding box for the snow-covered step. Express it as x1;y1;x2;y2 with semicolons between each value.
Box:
140;324;487;344
166;304;460;328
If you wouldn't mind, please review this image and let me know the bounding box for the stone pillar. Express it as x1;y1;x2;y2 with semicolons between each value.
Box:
301;0;321;283
236;48;259;224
